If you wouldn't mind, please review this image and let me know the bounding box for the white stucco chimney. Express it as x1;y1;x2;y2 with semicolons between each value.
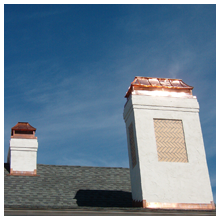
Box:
7;122;38;176
123;77;215;210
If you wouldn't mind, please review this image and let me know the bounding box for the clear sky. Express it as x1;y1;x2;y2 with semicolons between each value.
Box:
4;4;216;202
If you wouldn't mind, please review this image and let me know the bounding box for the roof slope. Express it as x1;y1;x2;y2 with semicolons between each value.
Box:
4;164;132;209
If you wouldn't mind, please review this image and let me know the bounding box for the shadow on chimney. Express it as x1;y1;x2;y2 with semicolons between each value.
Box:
74;189;132;207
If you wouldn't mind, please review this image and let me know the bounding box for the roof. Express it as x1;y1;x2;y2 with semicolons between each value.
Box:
11;122;36;131
4;163;216;215
4;163;132;209
125;77;193;98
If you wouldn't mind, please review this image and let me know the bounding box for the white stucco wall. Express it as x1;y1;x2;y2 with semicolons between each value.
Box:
124;94;213;204
9;138;38;172
124;108;143;201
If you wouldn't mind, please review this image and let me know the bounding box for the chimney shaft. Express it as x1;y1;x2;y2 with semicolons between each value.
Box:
7;122;38;176
123;77;214;210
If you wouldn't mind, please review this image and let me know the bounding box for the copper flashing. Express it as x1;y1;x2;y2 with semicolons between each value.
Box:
125;77;194;98
132;200;215;210
8;168;39;176
145;201;216;210
11;122;37;139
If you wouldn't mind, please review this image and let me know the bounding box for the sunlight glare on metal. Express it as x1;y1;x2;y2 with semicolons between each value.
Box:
150;90;189;98
133;90;196;98
125;77;194;99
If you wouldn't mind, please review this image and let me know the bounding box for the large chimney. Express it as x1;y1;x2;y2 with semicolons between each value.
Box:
7;122;38;176
123;77;215;210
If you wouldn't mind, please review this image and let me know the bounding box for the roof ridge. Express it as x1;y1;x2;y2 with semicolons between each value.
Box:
37;164;129;169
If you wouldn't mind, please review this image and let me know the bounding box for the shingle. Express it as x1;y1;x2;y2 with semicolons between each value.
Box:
4;163;132;209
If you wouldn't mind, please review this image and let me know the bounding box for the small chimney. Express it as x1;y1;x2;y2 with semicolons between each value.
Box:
7;122;38;176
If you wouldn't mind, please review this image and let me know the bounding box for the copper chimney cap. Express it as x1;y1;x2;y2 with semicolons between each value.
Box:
11;122;37;139
125;76;194;98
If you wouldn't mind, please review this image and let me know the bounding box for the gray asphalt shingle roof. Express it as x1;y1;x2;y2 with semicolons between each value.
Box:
4;163;132;209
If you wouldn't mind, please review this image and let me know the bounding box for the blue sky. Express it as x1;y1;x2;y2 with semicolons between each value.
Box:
4;4;216;202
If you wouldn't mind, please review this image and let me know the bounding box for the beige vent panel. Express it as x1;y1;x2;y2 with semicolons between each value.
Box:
154;119;188;163
128;123;137;168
